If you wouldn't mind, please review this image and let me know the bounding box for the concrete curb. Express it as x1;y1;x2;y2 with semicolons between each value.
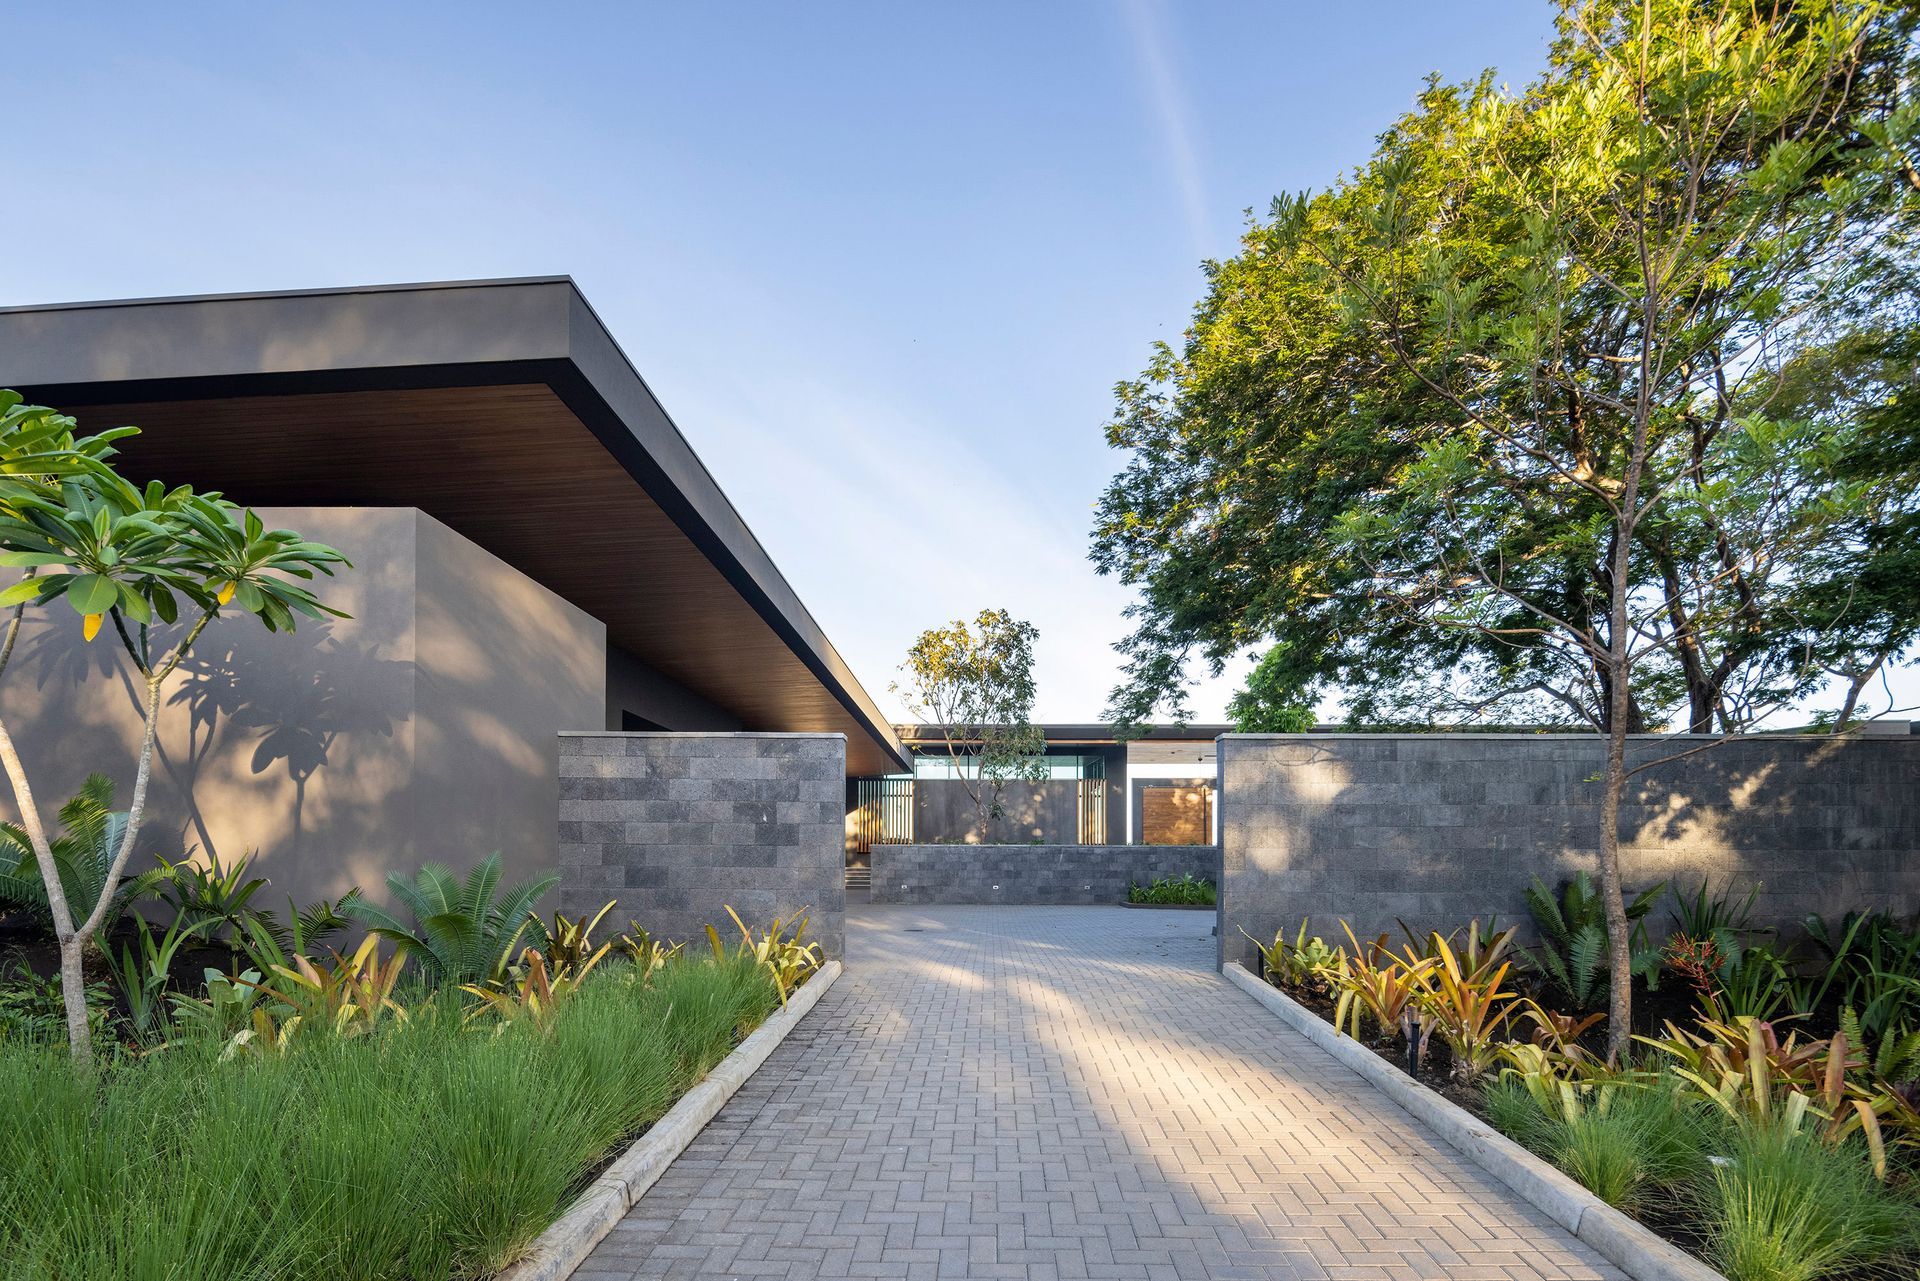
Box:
1118;900;1216;911
1222;962;1726;1281
496;960;844;1281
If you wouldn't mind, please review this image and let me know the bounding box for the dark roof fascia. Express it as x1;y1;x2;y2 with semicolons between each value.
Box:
0;277;909;773
896;723;1238;747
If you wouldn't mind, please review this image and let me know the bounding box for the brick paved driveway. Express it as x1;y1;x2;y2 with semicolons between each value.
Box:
579;905;1622;1280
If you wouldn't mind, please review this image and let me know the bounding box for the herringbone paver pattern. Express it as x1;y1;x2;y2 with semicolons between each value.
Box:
578;906;1622;1280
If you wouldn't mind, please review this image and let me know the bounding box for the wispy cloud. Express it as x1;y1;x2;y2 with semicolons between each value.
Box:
1121;0;1212;263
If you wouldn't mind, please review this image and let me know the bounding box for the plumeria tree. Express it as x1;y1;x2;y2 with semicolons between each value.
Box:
0;392;348;1059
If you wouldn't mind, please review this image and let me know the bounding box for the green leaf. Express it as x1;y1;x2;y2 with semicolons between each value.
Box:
0;579;47;607
66;574;119;615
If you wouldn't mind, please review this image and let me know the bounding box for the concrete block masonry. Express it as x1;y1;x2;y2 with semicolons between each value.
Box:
557;732;846;958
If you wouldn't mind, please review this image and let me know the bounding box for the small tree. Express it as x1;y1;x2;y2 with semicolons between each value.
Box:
893;609;1047;841
1305;0;1912;1059
0;393;348;1059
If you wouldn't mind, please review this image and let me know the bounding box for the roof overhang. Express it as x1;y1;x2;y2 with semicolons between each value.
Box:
0;277;908;774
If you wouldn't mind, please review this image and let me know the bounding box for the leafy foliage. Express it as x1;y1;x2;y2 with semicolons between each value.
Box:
1225;647;1316;733
343;854;559;988
1521;873;1663;1013
0;774;169;938
705;905;824;1006
1127;874;1216;906
1798;909;1920;1046
1243;919;1346;991
156;848;272;945
892;608;1047;831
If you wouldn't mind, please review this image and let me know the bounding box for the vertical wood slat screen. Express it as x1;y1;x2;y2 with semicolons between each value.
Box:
851;777;915;854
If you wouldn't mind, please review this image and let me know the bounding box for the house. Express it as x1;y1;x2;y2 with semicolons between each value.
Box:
846;724;1229;868
0;278;909;909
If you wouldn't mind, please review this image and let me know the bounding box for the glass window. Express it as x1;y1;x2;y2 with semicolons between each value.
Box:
911;752;1105;780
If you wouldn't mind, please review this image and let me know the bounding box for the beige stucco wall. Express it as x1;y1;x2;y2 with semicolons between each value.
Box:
0;507;606;911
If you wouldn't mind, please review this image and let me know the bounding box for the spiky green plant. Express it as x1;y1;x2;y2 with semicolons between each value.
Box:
1520;873;1664;1012
342;854;558;987
0;773;168;936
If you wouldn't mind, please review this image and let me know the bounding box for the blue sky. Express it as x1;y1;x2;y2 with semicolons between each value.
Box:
0;2;1726;723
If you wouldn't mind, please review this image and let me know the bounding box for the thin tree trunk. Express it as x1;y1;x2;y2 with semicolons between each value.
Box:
1599;666;1634;1063
0;716;89;1059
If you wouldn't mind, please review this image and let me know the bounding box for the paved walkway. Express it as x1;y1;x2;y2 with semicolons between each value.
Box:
578;906;1621;1280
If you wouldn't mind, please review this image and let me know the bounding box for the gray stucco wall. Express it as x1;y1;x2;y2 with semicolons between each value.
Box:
557;732;846;957
871;843;1219;905
1219;733;1920;970
605;642;744;733
0;506;606;913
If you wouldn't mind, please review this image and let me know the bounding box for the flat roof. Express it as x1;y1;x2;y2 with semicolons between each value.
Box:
895;723;1237;747
0;278;909;774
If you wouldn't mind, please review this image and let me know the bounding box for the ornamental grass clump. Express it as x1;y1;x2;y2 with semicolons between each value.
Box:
0;949;778;1281
1703;1120;1919;1281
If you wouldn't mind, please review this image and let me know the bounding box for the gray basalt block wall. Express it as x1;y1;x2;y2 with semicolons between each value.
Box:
557;732;847;958
871;843;1219;905
1218;733;1920;970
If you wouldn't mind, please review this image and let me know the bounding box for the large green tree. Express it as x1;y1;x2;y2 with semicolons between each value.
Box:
1093;0;1920;1057
0;393;347;1059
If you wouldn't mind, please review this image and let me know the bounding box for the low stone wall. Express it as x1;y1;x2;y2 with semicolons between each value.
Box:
1219;732;1920;970
556;732;846;958
871;843;1219;905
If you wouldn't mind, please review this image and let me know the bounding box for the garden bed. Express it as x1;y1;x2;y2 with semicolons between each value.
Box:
0;949;823;1280
1235;892;1920;1281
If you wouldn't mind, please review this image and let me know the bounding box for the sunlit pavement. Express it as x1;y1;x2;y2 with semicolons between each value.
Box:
577;905;1621;1280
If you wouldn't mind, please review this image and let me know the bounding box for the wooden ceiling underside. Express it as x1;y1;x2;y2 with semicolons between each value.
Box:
69;383;900;775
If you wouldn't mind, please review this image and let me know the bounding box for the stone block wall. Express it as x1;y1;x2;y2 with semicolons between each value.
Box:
1218;733;1920;970
557;732;846;958
871;843;1219;905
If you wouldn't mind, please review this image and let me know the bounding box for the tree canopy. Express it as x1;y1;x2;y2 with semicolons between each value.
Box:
1093;0;1920;736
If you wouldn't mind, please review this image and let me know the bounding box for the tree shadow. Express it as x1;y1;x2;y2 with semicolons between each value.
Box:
164;623;412;860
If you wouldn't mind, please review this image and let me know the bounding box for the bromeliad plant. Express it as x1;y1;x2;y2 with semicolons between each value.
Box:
707;906;823;1005
1420;927;1524;1083
1244;919;1346;993
463;946;610;1032
0;392;348;1059
617;923;683;986
1333;924;1436;1049
228;935;410;1053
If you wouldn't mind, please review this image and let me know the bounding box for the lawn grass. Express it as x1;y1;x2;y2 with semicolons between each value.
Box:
0;952;779;1281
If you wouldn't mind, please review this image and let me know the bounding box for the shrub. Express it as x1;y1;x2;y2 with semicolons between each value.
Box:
0;774;170;937
1520;872;1663;1013
1127;874;1216;906
344;854;559;987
